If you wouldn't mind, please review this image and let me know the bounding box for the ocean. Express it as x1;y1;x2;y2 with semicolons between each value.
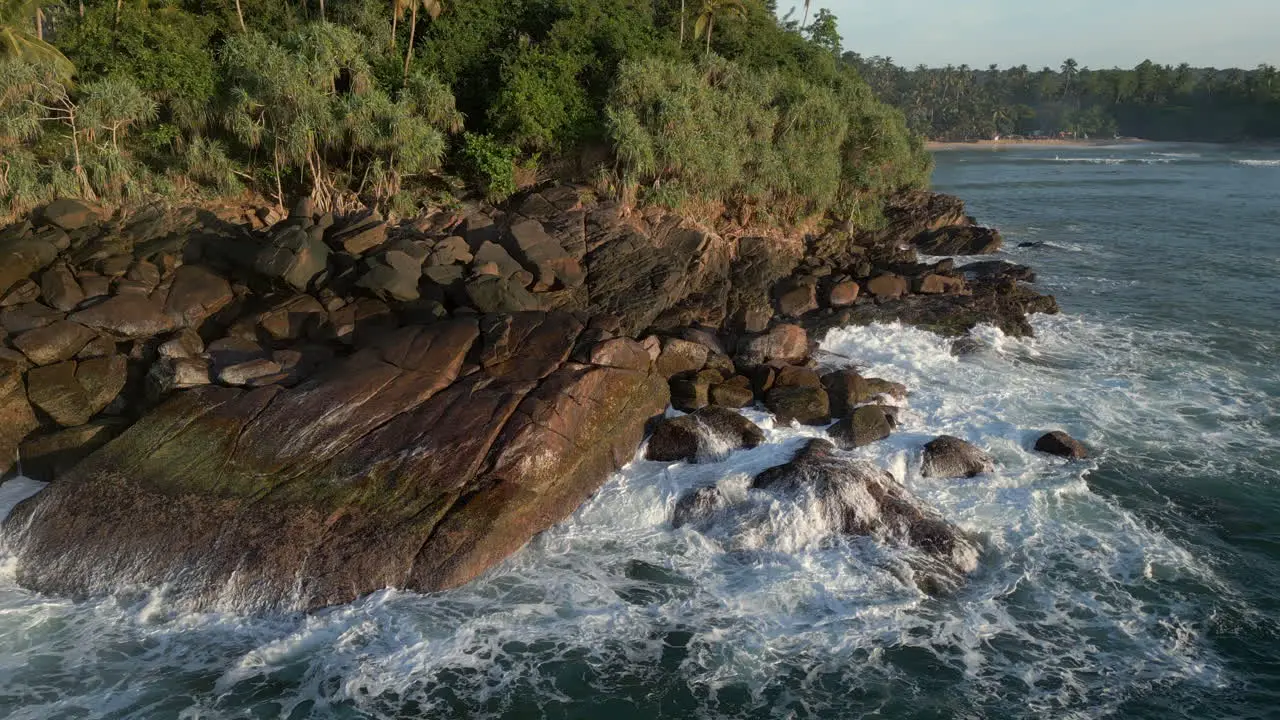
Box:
2;143;1279;719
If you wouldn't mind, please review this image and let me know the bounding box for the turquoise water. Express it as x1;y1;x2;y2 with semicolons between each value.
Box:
2;143;1278;718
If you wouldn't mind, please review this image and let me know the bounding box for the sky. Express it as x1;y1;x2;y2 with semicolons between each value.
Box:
783;0;1280;70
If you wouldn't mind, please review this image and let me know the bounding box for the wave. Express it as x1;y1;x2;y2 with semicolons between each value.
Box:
1234;158;1280;167
2;314;1253;719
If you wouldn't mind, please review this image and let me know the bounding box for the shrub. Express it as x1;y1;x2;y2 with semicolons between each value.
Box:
459;132;518;201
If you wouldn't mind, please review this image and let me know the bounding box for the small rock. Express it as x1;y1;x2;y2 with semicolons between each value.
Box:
828;280;860;307
219;358;283;386
40;198;99;231
158;329;205;359
655;338;710;379
258;295;327;341
12;320;97;365
765;384;830;426
1034;431;1088;459
830;405;893;449
774;276;818;317
39;265;85;312
646;406;765;463
672;486;730;529
736;324;809;366
866;274;908;300
146;357;211;399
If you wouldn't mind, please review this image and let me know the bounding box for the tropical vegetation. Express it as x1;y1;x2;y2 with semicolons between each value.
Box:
0;0;930;233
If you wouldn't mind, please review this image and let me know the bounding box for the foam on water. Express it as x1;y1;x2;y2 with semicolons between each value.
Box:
1234;159;1280;167
0;313;1247;718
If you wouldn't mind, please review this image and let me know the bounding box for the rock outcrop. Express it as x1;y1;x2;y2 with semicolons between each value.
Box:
1034;430;1089;459
645;406;765;463
920;435;996;479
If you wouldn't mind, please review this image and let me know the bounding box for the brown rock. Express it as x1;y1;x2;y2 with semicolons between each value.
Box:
866;274;908;300
26;361;93;427
76;354;128;416
77;274;110;300
1;358;40;475
1034;431;1088;459
645;406;764;463
709;381;754;409
830;405;894;449
774;276;818;317
164;265;233;328
0;238;58;297
258;295;327;341
828;280;860;307
146;357;211;399
70;294;178;339
1;279;41;307
219;358;284;386
921;435;995;479
12;320;98;365
655;338;710;379
764;385;830;426
916;274;967;295
18;419;130;482
1;303;63;334
40;199;100;231
158;329;205;359
774;365;821;389
736;324;809;366
39;265;85;312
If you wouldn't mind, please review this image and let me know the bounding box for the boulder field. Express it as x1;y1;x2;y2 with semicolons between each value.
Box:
0;187;1066;610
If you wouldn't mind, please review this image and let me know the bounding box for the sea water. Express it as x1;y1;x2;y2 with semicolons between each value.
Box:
2;143;1278;719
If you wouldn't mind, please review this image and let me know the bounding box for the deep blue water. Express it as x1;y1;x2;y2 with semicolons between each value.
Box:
1;143;1278;719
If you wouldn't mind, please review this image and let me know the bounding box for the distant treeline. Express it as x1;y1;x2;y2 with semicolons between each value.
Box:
845;55;1280;142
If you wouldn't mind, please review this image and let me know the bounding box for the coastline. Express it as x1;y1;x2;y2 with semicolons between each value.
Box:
927;137;1150;151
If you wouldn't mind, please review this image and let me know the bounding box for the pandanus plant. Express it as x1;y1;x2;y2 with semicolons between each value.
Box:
0;0;73;80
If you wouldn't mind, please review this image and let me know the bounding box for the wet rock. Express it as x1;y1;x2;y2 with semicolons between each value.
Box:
164;265;233;328
646;406;765;463
40;199;99;231
736;324;809;366
1;358;40;476
960;260;1036;283
1034;430;1088;459
774;276;818;317
864;377;908;401
25;358;125;428
655;338;710;379
18;419;130;482
829;405;894;449
921;435;995;479
773;365;821;389
828;279;860;307
765;384;830;426
12;320;98;365
39;265;85;312
70;294;177;339
822;370;870;417
672;486;729;529
750;439;979;592
254;226;330;291
916;225;1003;255
866;273;908;300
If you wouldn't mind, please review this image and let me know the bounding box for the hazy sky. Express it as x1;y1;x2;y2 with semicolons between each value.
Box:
784;0;1280;69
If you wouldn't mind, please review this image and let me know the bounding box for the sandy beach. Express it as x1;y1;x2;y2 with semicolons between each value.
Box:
927;138;1149;151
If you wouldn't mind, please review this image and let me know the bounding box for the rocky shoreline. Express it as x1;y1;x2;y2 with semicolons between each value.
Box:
0;187;1075;611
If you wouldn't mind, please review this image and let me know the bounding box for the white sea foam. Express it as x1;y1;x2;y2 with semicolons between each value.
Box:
1234;158;1280;167
1;315;1249;719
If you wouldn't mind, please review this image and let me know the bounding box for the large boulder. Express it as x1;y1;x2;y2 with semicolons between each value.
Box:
1034;430;1088;459
12;320;97;366
764;384;830;426
23;357;127;428
920;435;995;478
829;405;893;449
39;265;85;312
645;406;765;463
18;419;130;482
736;324;809;366
164;265;234;328
3;314;669;611
915;225;1004;255
503;218;585;291
750;439;979;593
40;199;100;231
356;249;423;302
0;237;59;297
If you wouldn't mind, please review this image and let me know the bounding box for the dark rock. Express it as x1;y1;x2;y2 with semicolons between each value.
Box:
504;218;584;291
921;435;995;479
356;249;423;302
258;295;327;341
679;327;727;356
672;486;729;529
472;241;525;280
254;226;330;291
39;265;85;312
12;320;97;365
916;225;1003;255
207;337;266;371
1;303;62;334
864;377;909;400
822;370;871;417
0;238;59;297
866;274;908;300
709;381;754;409
70;294;177;339
960;260;1036;284
830;405;893;449
465;275;540;314
950;336;986;356
18;419;130;482
126;260;161;292
1;279;41;307
750;439;979;592
428;236;473;266
164;265;233;328
765;385;830;426
158;329;204;359
75;335;117;360
3;314;668;611
96;255;133;277
736;324;809;366
330;213;387;256
655;338;709;379
75;354;128;418
40;199;99;231
77;274;110;300
25;361;89;427
774;365;821;389
1034;431;1088;459
146;357;211;399
646;406;765;463
828;280;860;307
1;358;40;476
774;276;818;317
327;298;397;345
670;370;722;412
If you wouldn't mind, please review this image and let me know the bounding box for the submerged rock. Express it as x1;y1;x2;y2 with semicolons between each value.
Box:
751;439;979;592
672;486;730;529
646;406;765;464
920;435;995;479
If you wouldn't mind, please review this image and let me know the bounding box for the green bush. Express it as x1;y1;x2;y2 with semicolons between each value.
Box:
459;132;518;201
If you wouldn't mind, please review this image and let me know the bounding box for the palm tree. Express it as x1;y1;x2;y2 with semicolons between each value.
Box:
390;0;406;47
801;0;810;30
402;0;442;79
694;0;745;58
0;0;73;79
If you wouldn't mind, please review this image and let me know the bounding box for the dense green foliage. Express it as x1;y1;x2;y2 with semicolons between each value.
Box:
850;55;1280;142
0;0;930;229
